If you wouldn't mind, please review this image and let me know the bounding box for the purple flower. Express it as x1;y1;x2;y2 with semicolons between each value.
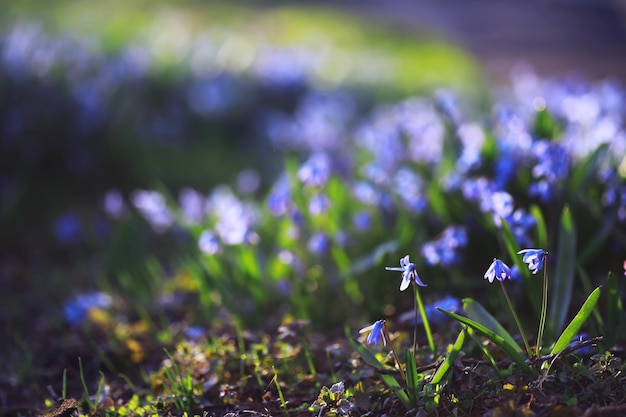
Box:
386;255;426;291
517;249;546;274
359;320;386;346
484;258;513;283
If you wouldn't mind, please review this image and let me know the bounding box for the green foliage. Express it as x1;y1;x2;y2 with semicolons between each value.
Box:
430;328;466;385
437;308;536;377
548;207;577;340
550;287;601;356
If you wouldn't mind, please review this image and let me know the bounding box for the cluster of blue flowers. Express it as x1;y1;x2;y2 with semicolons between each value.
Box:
10;16;622;325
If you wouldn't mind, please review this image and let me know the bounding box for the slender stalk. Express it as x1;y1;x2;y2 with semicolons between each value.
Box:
412;284;417;355
499;281;532;356
382;321;406;381
414;282;436;355
536;252;550;357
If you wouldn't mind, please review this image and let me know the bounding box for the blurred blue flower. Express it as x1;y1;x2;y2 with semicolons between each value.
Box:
308;193;331;216
359;320;386;346
308;232;330;255
131;190;173;233
386;255;426;291
298;152;331;187
518;248;546;274
53;212;81;245
353;211;372;232
179;188;205;225
529;179;554;203
484;258;512;283
505;209;536;247
421;226;467;267
399;295;462;325
63;292;112;326
510;265;522;282
199;230;220;255
569;333;595;356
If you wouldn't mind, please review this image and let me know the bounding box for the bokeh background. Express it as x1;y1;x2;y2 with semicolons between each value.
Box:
2;1;626;412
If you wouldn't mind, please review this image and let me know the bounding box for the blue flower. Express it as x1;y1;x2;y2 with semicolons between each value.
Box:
517;249;546;274
63;292;112;326
484;258;512;283
359;320;386;346
386;255;427;291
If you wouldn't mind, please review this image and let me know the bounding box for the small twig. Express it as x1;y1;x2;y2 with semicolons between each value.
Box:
525;336;603;365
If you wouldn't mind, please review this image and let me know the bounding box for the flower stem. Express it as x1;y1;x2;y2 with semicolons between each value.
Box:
414;282;436;356
536;252;549;357
499;280;531;356
382;320;406;381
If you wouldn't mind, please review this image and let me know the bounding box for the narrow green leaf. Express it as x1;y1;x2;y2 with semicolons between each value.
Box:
437;308;536;376
347;334;411;409
548;206;577;340
606;272;622;350
530;205;548;250
404;349;419;407
427;180;450;223
570;143;608;190
344;240;399;277
431;328;466;385
331;245;351;275
550;287;601;355
462;298;523;354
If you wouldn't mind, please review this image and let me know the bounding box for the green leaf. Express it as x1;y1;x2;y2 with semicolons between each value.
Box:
570;143;609;190
550;287;601;355
343;240;399;277
462;298;523;354
605;272;622;350
347;334;411;409
548;206;577;340
404;349;419;407
431;328;466;385
437;308;536;377
530;205;548;250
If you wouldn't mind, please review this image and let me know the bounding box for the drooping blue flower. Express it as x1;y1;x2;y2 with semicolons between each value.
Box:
386;255;426;291
517;249;546;274
484;258;513;283
359;320;386;346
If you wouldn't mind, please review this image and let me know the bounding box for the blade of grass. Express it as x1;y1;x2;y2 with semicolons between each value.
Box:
415;285;436;355
404;349;419;408
430;327;466;385
550;286;601;355
462;298;523;355
78;357;94;412
436;308;536;377
548;206;577;340
530;204;548;250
